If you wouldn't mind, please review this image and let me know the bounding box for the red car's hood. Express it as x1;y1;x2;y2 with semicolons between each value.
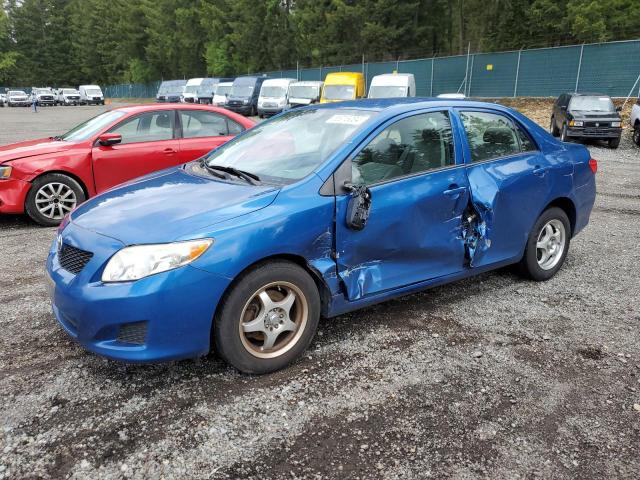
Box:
0;138;76;164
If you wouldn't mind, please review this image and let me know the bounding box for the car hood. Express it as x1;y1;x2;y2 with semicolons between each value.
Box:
70;167;280;245
570;110;621;120
0;138;74;164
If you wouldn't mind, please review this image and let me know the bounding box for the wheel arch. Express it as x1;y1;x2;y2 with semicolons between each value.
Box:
543;197;576;236
212;253;334;328
27;169;90;201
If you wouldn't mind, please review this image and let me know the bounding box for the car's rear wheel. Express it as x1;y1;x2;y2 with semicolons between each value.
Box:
25;173;85;227
632;124;640;147
608;137;620;149
518;207;571;281
549;116;559;136
214;260;320;374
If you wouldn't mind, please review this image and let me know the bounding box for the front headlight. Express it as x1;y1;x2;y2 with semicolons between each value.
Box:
611;121;621;127
243;99;249;105
569;120;583;127
101;239;213;283
0;165;12;179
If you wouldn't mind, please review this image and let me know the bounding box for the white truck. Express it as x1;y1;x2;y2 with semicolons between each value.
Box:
182;78;212;103
57;88;81;106
630;96;640;147
212;82;233;107
6;90;30;107
31;87;56;106
368;73;416;99
257;78;297;117
287;81;324;108
79;85;104;105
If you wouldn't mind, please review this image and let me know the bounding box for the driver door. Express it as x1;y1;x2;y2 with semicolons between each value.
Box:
334;110;470;300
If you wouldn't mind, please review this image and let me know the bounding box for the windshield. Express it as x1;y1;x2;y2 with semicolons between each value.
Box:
197;84;214;96
63;89;78;95
184;85;199;94
323;85;355;101
368;85;407;98
260;86;286;98
289;86;319;99
203;108;376;183
9;91;26;96
231;84;255;97
570;96;615;112
60;111;126;141
86;88;102;96
35;89;53;95
215;85;232;96
158;83;182;95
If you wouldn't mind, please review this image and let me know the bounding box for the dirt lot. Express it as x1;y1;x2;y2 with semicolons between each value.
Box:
0;100;639;479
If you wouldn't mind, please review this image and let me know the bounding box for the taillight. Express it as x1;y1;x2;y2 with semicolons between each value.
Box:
589;158;598;174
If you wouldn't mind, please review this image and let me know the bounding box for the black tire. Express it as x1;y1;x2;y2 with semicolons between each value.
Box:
550;116;559;137
608;137;620;149
517;207;571;281
214;260;321;374
560;123;569;142
25;173;86;227
634;124;640;147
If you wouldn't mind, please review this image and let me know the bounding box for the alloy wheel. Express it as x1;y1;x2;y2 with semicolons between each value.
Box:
34;182;77;220
239;281;308;359
536;219;566;270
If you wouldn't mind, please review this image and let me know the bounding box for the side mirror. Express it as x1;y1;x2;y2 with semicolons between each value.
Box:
343;182;372;231
97;133;122;146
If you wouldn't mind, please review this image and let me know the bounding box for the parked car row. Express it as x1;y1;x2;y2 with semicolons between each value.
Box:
0;85;104;107
156;72;418;118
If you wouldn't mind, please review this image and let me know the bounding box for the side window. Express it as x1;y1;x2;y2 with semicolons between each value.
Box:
227;119;244;135
180;110;229;138
460;111;522;162
516;126;536;152
110;111;175;144
352;111;455;185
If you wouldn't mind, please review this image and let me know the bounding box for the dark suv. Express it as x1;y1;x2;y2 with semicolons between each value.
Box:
550;93;622;148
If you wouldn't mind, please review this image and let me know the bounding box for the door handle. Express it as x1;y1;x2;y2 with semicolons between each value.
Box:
533;166;547;176
163;148;176;155
443;186;467;197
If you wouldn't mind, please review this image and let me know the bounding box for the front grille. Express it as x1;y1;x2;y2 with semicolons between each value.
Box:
59;244;93;275
585;121;611;128
583;127;616;136
117;321;148;345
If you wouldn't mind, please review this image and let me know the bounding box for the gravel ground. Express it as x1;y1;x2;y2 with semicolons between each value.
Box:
0;101;639;479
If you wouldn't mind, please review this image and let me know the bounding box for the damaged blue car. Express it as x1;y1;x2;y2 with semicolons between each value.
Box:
46;99;597;373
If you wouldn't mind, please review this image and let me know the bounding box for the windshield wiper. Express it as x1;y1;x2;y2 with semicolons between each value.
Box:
205;164;260;185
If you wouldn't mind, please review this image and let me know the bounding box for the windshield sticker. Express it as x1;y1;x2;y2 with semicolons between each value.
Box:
326;114;369;125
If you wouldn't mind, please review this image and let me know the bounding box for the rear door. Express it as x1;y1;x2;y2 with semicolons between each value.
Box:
334;110;470;300
455;108;553;267
177;110;245;162
91;110;180;192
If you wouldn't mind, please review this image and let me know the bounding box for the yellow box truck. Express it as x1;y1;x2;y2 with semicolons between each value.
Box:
320;72;365;103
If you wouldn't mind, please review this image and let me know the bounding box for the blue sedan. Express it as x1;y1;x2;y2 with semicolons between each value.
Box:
46;99;597;373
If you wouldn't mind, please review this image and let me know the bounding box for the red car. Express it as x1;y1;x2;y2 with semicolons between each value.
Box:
0;104;255;225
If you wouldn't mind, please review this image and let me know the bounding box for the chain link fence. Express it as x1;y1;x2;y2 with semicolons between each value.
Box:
103;39;640;100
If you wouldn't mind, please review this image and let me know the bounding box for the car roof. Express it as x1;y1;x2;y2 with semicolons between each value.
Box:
309;97;492;112
109;104;238;114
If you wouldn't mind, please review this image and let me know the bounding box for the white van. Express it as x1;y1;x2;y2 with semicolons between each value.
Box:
257;78;297;117
287;81;324;108
367;73;416;99
79;85;104;105
213;82;233;107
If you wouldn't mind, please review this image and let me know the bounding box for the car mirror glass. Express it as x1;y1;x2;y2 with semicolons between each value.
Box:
343;182;372;231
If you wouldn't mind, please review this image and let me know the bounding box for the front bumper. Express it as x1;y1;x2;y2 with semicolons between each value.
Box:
0;178;30;214
226;104;253;115
566;127;622;139
84;98;104;105
46;223;230;363
258;106;284;116
9;100;29;106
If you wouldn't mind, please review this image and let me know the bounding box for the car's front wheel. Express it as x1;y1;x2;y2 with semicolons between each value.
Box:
25;173;86;226
608;137;620;149
633;124;640;147
214;260;320;374
549;116;559;136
